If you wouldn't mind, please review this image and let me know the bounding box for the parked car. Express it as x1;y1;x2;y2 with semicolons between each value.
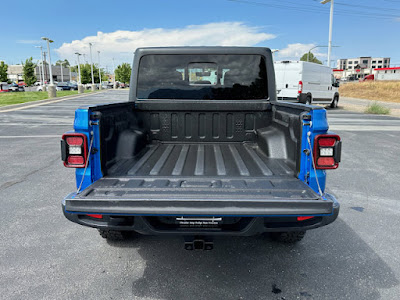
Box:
0;82;10;92
68;82;78;90
37;85;63;91
61;47;342;248
8;83;20;92
275;60;340;108
57;82;72;91
360;74;374;82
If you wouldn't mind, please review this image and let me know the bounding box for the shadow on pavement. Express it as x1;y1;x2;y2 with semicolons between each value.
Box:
107;219;398;299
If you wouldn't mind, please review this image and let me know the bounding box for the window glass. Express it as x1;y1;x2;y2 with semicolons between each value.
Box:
137;54;268;100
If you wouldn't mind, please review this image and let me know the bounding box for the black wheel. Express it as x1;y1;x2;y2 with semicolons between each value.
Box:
330;96;339;108
270;231;306;243
305;96;311;105
98;229;133;241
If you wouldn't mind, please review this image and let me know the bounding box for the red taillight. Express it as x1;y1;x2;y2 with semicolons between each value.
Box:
61;133;88;168
297;216;314;221
66;137;83;146
67;155;84;165
313;134;341;169
298;80;303;94
86;214;103;219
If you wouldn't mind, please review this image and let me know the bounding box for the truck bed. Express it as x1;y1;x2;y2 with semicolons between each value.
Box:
64;142;331;216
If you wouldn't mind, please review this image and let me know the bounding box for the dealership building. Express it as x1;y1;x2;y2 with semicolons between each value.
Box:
7;64;77;83
334;56;391;80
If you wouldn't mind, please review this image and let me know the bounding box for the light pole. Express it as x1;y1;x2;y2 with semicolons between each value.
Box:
36;60;42;85
271;49;279;62
35;46;45;87
57;61;64;82
112;57;116;89
69;66;72;82
307;45;327;62
321;0;334;66
97;50;102;90
89;43;95;91
75;52;84;93
41;37;56;97
306;45;339;66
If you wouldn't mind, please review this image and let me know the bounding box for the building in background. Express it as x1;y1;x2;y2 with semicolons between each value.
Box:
7;64;77;84
374;67;400;81
337;57;390;70
334;56;391;80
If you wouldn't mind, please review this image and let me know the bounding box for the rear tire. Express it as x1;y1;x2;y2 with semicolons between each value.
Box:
330;96;339;108
98;229;133;241
305;96;311;105
270;231;306;243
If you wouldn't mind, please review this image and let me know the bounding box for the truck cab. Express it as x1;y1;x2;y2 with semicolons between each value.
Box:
61;47;341;248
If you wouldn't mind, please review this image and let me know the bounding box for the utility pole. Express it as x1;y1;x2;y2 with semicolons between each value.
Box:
41;37;56;97
321;0;334;67
89;43;95;91
43;52;48;83
35;46;45;87
97;50;102;90
75;52;84;93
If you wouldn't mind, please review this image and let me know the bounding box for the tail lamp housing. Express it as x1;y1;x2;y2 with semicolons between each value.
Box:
313;134;341;169
61;133;88;168
298;80;303;94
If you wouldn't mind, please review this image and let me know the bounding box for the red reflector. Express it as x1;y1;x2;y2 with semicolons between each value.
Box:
67;155;84;165
297;216;314;221
317;157;335;166
66;137;83;146
86;214;103;219
318;138;336;147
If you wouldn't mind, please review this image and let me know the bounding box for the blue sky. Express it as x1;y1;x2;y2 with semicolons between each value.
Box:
1;0;399;69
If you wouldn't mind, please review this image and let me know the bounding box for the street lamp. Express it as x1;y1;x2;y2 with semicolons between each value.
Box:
307;45;340;66
35;45;45;86
41;37;54;85
75;52;83;93
97;50;102;89
112;57;116;89
41;37;56;97
89;43;95;90
321;0;334;67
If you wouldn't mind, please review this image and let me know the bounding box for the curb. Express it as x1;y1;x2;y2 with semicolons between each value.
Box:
0;90;109;113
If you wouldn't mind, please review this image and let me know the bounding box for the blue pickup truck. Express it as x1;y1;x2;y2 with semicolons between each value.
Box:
61;47;341;249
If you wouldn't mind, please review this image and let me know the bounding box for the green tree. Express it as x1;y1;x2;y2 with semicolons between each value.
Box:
56;59;70;67
300;52;322;64
78;63;106;84
115;63;131;83
23;57;37;86
0;61;8;82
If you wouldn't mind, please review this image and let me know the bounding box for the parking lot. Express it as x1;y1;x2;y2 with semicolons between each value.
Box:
1;90;399;299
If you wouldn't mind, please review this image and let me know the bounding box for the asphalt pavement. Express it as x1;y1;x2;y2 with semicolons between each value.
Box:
1;90;399;299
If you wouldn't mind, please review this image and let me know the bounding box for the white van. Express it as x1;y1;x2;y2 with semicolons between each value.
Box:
274;61;340;108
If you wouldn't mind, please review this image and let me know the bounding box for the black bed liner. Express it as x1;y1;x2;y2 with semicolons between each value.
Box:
64;142;333;216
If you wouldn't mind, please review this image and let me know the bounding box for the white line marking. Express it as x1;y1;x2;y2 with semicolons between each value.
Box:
330;125;400;131
0;135;60;138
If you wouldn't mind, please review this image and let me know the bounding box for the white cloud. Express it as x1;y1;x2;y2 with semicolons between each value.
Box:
277;43;327;60
55;22;276;68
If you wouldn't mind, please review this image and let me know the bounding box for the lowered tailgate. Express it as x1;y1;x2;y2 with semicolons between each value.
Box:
64;176;333;216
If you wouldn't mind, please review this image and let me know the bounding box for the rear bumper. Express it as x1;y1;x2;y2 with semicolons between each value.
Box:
62;193;340;235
